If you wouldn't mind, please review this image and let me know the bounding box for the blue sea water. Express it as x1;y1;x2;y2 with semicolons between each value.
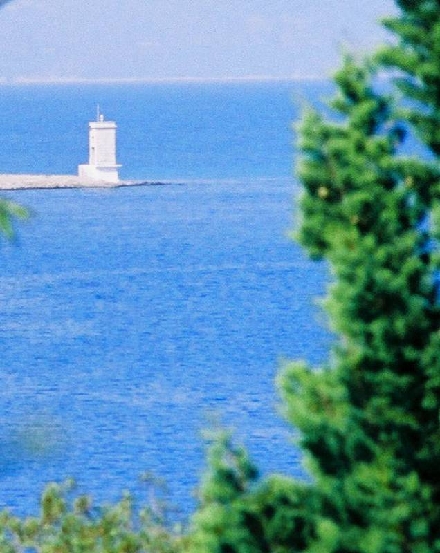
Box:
0;82;333;517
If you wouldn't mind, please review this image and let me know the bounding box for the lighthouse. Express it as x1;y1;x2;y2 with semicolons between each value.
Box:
78;109;121;183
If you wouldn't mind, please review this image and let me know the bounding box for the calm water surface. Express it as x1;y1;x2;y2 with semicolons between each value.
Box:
0;83;333;516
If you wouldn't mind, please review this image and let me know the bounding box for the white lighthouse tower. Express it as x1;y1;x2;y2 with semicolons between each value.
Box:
78;108;121;183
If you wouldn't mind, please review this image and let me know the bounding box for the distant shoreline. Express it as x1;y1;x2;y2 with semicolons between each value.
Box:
0;76;326;86
0;174;173;190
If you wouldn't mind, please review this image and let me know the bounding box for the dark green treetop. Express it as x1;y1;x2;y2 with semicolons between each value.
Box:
283;51;440;551
378;0;440;159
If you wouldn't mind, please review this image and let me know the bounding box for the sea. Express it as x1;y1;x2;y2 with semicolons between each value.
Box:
0;81;333;518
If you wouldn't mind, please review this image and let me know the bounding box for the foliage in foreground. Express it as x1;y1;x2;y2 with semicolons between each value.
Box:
0;480;185;553
189;1;440;552
0;200;28;240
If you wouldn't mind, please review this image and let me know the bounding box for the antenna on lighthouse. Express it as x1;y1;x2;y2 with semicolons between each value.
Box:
96;104;101;122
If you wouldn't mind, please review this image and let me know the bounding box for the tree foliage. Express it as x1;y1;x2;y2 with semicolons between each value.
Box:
0;199;28;239
189;3;440;553
0;480;185;553
378;0;440;158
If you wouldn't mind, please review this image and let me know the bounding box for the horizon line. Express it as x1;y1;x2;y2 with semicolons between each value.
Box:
0;74;329;86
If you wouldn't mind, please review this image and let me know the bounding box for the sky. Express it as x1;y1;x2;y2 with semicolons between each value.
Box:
0;0;397;83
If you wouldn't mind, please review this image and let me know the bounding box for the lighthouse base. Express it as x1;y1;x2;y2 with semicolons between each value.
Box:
78;164;120;183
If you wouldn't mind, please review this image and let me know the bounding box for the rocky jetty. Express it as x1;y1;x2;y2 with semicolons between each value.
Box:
0;175;170;190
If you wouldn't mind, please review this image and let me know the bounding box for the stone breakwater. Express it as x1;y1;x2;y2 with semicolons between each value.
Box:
0;175;169;190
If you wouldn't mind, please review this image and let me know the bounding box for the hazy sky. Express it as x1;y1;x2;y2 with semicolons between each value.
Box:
0;0;397;83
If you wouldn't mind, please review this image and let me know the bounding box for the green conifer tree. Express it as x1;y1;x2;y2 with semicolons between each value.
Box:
190;5;440;550
282;53;440;552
